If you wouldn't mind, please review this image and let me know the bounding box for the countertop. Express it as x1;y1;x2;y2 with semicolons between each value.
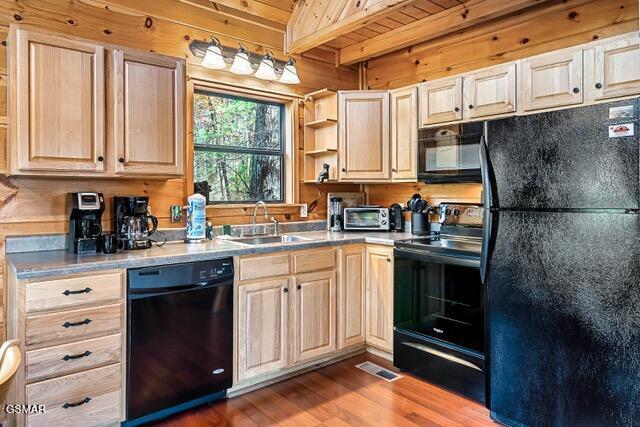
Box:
7;231;415;279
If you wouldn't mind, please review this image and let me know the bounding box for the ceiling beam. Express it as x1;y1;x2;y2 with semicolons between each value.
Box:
95;0;284;50
286;0;416;55
339;0;548;65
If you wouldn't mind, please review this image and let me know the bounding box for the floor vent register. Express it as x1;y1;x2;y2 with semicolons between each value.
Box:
355;361;402;382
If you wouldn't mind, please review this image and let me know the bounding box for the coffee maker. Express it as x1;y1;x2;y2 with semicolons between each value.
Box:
114;196;158;250
67;192;105;254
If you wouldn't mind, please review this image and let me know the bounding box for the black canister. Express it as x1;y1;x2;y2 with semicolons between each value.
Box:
410;212;430;236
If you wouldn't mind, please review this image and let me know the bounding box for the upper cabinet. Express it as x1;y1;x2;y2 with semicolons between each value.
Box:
420;77;462;125
338;91;390;182
521;49;583;111
591;35;640;101
114;50;185;176
390;86;418;182
8;27;186;178
11;29;106;174
463;63;516;119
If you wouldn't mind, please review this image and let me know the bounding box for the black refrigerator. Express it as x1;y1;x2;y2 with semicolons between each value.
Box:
480;98;640;426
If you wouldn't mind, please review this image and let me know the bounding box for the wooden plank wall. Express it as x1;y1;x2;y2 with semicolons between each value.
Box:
365;0;639;209
0;1;360;340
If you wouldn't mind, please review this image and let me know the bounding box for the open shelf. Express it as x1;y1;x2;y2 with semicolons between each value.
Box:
305;148;337;156
301;178;339;184
305;118;337;129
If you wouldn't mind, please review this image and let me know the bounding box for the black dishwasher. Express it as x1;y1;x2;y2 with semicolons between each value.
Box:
125;258;233;426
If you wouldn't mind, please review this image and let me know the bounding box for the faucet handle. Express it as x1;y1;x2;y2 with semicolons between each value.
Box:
270;217;279;236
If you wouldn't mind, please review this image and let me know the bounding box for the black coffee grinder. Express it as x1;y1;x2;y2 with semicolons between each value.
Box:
114;196;158;250
67;192;105;254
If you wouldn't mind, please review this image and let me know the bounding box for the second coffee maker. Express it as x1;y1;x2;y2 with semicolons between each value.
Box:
114;196;158;250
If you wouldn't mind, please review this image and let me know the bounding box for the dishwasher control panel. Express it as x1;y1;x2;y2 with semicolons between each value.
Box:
128;257;234;290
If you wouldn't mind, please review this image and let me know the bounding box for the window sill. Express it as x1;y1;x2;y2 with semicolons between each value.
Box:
206;203;304;209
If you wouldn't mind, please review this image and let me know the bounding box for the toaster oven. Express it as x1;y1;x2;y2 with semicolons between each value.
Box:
343;207;390;231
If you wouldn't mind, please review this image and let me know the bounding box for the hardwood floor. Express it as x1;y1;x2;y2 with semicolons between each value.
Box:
153;353;495;426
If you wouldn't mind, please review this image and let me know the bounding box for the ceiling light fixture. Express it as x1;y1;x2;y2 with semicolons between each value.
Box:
255;51;277;81
200;37;226;70
230;44;254;75
279;57;300;85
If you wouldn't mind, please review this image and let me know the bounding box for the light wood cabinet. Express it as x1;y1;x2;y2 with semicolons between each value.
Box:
591;35;640;100
337;245;366;349
338;91;390;181
390;85;418;182
365;245;394;352
521;49;583;111
463;63;517;119
114;50;185;176
10;28;106;174
291;270;336;363
420;77;463;125
236;278;289;382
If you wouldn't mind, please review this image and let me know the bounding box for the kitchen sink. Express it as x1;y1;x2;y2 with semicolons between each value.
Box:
231;235;312;245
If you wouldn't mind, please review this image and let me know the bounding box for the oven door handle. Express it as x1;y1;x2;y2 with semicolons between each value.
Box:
394;248;480;268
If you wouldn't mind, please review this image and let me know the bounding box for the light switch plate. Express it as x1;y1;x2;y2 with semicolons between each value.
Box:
300;204;308;218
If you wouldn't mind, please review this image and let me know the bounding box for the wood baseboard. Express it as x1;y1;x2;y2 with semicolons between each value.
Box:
365;345;393;361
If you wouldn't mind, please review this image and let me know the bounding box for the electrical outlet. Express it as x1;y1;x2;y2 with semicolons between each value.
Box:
300;204;308;218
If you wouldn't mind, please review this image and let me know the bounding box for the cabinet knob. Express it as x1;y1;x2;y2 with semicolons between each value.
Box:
573;87;580;94
297;285;301;290
283;288;288;293
595;83;603;89
392;168;397;172
454;107;460;112
468;105;474;109
341;168;346;172
386;257;391;262
97;156;104;162
118;157;125;163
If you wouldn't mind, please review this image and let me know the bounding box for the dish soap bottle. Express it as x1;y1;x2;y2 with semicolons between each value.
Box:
186;193;206;242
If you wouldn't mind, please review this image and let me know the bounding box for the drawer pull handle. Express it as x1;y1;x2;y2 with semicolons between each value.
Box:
62;397;91;409
62;319;92;328
62;351;92;361
62;287;92;296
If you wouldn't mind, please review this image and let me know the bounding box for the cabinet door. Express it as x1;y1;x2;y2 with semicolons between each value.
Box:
291;270;336;364
338;91;390;181
237;278;289;382
420;77;462;125
463;63;516;119
521;49;583;111
337;245;366;349
390;86;418;182
366;245;394;352
592;36;640;100
12;28;105;173
114;50;185;176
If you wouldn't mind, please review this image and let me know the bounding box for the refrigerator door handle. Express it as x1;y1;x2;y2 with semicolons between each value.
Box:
479;133;493;284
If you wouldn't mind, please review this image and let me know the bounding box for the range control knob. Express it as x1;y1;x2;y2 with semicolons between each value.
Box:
445;208;452;215
453;208;461;216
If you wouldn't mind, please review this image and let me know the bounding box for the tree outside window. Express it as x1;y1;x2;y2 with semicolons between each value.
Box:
193;90;285;203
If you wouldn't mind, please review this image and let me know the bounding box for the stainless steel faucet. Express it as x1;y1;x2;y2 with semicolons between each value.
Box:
270;217;279;236
252;201;269;235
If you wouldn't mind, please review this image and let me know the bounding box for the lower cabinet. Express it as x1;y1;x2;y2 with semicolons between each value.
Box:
236;278;289;382
365;245;394;352
291;270;336;364
337;245;366;349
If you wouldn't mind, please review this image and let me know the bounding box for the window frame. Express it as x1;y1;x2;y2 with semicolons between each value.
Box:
193;89;287;205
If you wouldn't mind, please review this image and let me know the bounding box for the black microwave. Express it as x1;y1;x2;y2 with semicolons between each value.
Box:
418;121;484;183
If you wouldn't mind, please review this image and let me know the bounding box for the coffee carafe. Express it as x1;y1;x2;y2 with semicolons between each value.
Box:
67;192;105;254
114;196;158;250
329;197;343;232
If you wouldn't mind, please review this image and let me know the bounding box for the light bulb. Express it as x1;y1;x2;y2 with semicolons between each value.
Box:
230;46;254;75
279;57;300;84
201;37;226;70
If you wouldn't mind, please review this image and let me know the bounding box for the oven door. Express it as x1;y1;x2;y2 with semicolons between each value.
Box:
393;248;484;353
418;122;483;183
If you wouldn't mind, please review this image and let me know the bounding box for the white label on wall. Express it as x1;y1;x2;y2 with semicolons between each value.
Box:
609;123;634;138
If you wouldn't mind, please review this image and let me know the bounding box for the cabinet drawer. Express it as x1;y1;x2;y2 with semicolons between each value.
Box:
293;248;336;274
26;272;123;313
25;304;122;347
238;253;290;281
26;363;122;427
26;334;122;383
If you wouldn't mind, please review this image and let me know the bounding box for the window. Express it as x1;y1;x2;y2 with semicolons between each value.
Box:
193;90;285;203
